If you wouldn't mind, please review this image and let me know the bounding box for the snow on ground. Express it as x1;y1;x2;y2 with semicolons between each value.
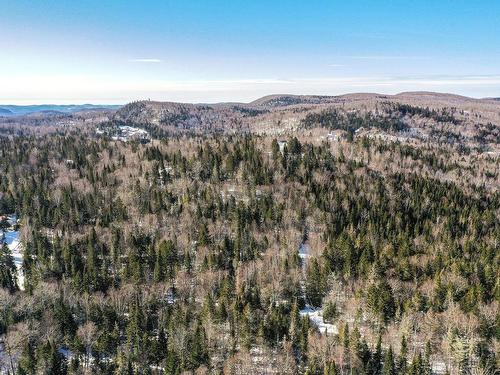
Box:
299;242;310;259
1;214;24;290
3;230;24;290
0;343;15;375
58;348;74;360
298;241;337;335
6;214;17;227
432;361;448;374
299;306;338;335
298;240;452;373
112;125;149;141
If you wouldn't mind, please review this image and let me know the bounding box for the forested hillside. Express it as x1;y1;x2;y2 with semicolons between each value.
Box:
0;94;499;375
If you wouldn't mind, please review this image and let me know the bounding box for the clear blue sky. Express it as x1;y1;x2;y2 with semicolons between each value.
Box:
1;0;499;103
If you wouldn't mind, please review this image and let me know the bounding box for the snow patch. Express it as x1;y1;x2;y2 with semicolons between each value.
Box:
300;306;338;335
299;242;310;259
1;214;24;290
432;361;447;374
58;347;74;360
111;125;149;142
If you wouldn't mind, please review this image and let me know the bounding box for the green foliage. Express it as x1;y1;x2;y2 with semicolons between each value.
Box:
366;280;396;324
302;108;409;133
322;301;337;323
0;243;17;291
0;125;497;374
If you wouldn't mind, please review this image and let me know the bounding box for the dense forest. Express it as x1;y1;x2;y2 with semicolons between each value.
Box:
0;102;499;375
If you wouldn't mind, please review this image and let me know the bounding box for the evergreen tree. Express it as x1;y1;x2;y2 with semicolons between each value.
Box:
17;340;37;375
383;346;396;375
398;336;408;374
0;243;17;291
305;258;325;307
368;334;382;375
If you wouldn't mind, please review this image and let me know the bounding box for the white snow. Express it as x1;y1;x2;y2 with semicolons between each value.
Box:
1;214;24;290
166;288;176;304
3;230;24;290
58;347;74;360
6;214;17;227
111;125;149;142
299;306;338;335
299;242;310;259
298;241;337;335
432;361;447;374
0;342;16;375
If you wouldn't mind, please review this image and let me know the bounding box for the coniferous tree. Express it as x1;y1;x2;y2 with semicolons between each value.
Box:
398;336;408;375
383;346;396;375
0;243;17;291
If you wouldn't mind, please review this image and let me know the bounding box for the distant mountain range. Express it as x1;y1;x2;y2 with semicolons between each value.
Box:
0;104;121;116
103;91;500;147
112;91;500;128
0;108;13;115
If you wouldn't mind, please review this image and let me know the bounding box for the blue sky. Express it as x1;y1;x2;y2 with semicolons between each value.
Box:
1;0;499;103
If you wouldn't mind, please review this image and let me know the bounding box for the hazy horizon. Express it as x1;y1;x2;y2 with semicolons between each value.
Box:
1;89;499;107
2;0;499;104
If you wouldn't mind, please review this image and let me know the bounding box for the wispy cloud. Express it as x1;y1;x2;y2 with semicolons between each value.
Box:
328;64;346;67
129;58;162;63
